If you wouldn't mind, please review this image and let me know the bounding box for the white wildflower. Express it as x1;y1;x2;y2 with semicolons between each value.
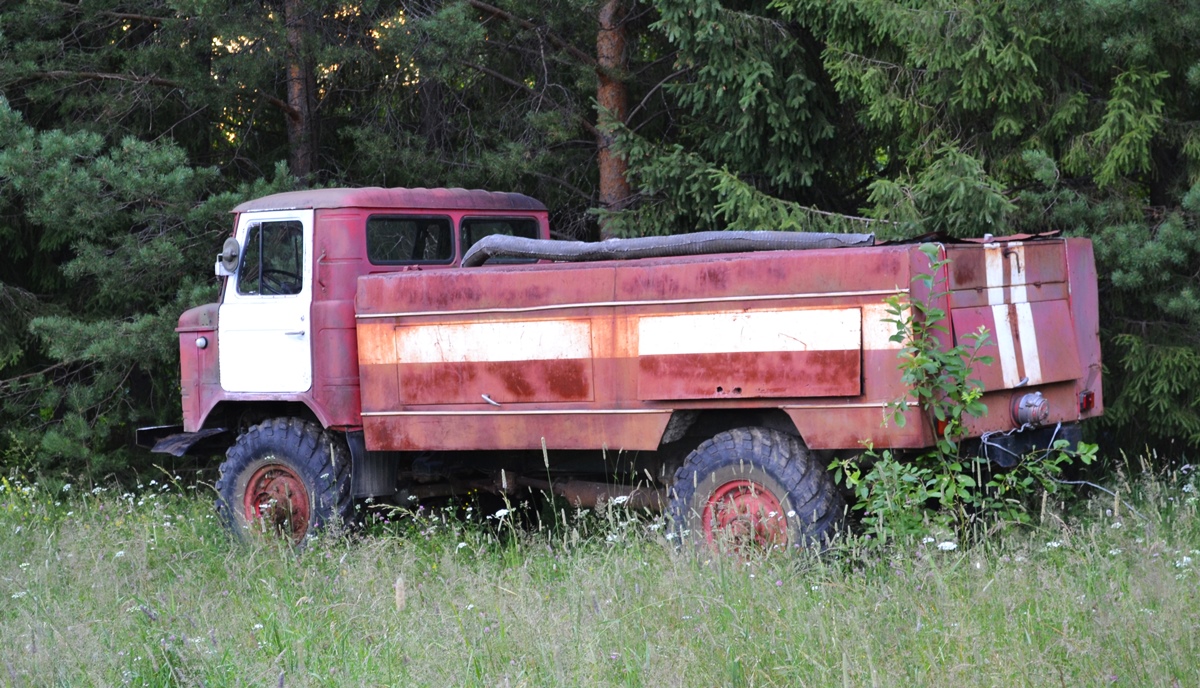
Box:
937;541;957;551
115;551;126;558
610;495;629;506
1111;522;1123;529
492;508;510;519
1046;541;1062;548
922;536;936;544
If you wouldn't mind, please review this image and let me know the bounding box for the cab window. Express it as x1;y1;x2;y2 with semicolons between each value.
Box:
461;217;540;263
237;221;304;295
367;216;454;264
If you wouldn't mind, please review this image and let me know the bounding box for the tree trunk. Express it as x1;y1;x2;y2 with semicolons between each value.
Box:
596;0;631;239
283;0;318;181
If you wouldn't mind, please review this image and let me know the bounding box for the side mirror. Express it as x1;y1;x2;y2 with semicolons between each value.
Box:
215;237;240;277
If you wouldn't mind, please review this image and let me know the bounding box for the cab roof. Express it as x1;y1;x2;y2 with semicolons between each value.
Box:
231;187;547;213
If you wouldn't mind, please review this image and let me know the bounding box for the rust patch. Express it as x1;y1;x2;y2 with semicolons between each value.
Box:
364;411;670;452
637;350;860;400
395;360;593;405
543;359;592;401
700;265;728;290
491;361;536;398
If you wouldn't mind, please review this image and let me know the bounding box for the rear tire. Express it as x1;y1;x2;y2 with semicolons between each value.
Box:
669;427;844;552
216;418;352;544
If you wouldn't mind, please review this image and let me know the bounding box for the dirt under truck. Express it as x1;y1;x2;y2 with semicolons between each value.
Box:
137;187;1104;548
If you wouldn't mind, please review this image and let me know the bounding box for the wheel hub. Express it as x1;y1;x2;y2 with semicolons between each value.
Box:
243;463;311;541
702;479;788;550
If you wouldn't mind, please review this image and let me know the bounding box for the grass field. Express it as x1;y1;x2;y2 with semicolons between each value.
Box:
1;464;1198;687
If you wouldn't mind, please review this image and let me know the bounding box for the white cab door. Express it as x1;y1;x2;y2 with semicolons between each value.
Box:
219;209;314;394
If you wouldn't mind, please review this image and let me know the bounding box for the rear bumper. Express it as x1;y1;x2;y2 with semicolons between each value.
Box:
974;422;1082;468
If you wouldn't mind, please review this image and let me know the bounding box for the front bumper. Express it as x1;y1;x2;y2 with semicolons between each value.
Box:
136;425;230;457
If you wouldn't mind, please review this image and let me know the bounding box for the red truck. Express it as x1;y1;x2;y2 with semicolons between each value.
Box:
139;187;1103;548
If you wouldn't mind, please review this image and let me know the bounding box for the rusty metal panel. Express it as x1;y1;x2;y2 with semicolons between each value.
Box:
233;187;547;213
948;281;1068;309
951;300;1081;391
363;410;671;451
396;360;594;406
359;318;596;407
946;240;1067;296
1065;238;1104;418
960;381;1086;436
613;247;912;301
785;404;931;449
177;304;219;433
356;263;619;317
635;308;862;400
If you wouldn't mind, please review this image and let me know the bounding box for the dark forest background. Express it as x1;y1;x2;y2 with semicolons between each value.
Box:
1;0;1198;477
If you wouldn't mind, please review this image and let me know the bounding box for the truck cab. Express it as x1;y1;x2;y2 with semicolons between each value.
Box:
144;187;550;454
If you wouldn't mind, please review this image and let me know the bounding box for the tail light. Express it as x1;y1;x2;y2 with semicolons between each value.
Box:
1078;390;1095;413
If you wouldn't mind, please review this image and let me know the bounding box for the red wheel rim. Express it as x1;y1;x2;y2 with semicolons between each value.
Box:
702;479;788;550
243;464;311;542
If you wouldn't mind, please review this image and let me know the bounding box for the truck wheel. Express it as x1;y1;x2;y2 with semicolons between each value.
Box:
669;427;844;551
215;418;352;544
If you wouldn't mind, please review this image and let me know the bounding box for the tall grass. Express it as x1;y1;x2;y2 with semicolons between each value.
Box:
1;463;1198;687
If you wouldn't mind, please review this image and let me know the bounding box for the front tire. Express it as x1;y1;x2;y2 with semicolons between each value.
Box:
216;418;352;543
669;427;844;552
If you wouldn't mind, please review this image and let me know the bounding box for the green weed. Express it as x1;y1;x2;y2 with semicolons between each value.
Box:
0;464;1197;686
